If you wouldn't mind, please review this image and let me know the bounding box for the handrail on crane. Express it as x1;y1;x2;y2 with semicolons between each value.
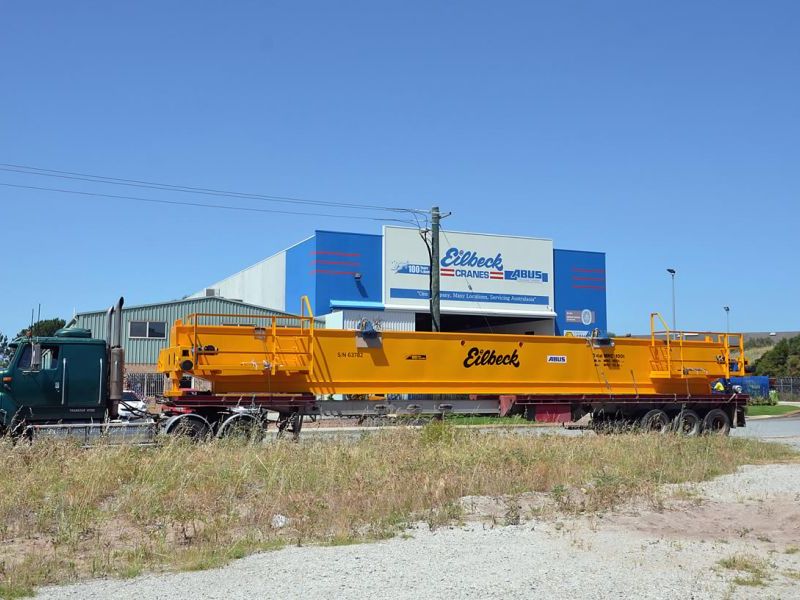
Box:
299;295;314;373
650;312;672;374
179;300;318;375
650;311;744;379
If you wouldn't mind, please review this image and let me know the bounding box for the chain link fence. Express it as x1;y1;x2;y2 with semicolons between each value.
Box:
774;377;800;397
124;372;167;399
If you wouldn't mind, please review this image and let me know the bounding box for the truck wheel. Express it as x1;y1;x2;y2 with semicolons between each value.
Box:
216;414;264;442
672;410;701;436
702;409;731;435
164;414;211;440
639;409;670;433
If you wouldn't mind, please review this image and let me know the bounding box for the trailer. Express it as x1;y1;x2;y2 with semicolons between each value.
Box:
0;297;749;441
156;298;749;437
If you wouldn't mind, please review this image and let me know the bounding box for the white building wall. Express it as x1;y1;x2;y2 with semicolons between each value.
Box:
462;318;554;335
192;250;287;311
322;309;416;332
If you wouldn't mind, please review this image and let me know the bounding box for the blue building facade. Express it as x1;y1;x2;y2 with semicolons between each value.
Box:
553;249;608;336
274;230;607;335
284;231;384;316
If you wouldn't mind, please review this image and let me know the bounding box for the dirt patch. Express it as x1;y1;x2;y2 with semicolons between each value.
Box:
600;498;800;546
459;463;800;547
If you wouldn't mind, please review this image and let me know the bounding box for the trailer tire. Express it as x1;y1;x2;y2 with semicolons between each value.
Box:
639;409;671;433
216;413;264;441
702;409;731;435
672;409;701;436
163;414;211;440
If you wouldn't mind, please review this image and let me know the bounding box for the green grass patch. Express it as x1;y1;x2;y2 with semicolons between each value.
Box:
0;428;795;597
746;404;800;417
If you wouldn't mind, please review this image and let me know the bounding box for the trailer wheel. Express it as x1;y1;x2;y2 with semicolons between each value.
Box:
639;409;671;433
702;409;731;435
216;414;264;442
672;410;701;436
164;414;211;440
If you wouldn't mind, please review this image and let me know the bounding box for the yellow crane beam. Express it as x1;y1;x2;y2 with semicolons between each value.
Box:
157;300;743;398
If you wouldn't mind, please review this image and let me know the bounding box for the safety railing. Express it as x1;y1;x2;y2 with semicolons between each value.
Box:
649;312;744;379
182;296;316;376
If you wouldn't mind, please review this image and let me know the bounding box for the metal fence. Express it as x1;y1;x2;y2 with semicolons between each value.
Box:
124;372;167;399
774;377;800;394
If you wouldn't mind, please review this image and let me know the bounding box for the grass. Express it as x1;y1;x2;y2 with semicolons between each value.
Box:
444;414;532;425
784;569;800;581
717;554;774;586
0;425;795;598
746;404;800;417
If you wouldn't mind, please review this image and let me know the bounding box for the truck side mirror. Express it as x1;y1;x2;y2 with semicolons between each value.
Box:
30;343;42;370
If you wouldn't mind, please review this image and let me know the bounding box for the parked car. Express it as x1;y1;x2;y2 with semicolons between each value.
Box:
118;389;149;420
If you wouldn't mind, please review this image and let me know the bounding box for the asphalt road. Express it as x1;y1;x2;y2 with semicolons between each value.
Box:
733;411;800;448
291;412;800;447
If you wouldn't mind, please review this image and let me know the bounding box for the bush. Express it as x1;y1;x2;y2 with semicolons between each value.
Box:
754;335;800;376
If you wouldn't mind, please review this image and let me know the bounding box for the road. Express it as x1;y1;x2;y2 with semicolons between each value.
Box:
733;411;800;448
292;411;800;448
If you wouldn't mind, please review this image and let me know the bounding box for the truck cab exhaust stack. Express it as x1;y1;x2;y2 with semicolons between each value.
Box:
107;297;125;420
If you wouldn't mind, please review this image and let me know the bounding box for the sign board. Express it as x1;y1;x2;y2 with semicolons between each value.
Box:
383;227;555;316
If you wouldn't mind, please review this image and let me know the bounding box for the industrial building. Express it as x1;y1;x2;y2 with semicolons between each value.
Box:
192;226;607;337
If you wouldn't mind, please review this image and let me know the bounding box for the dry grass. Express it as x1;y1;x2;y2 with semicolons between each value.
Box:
717;553;775;586
0;424;795;597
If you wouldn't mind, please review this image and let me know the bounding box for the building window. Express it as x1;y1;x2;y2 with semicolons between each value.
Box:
129;320;167;339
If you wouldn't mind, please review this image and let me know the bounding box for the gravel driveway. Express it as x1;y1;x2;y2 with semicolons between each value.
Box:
37;462;800;600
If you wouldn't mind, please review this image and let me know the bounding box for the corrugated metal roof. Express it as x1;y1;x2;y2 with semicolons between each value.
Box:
76;296;297;317
74;297;320;365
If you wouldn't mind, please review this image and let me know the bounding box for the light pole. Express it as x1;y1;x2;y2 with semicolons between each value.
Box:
724;306;730;336
666;268;676;333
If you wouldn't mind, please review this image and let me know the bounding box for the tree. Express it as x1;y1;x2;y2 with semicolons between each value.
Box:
0;319;67;368
0;332;9;368
12;318;66;340
754;334;800;377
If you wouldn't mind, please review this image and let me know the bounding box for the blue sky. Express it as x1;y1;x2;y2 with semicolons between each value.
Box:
1;1;797;336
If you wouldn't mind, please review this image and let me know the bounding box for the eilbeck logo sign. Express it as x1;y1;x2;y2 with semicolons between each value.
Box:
441;247;504;271
463;347;521;368
383;226;554;312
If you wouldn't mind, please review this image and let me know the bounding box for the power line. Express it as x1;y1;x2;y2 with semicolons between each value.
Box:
0;182;419;225
0;162;429;215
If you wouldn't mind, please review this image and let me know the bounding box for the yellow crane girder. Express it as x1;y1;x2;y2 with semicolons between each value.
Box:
157;305;743;398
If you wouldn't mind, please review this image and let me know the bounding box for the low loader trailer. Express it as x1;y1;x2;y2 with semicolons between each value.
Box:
0;297;749;442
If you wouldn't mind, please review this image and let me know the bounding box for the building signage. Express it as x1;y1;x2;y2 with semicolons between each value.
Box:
383;227;555;315
566;309;595;326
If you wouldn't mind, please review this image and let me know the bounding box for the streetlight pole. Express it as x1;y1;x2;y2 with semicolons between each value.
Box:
666;268;676;333
724;306;730;336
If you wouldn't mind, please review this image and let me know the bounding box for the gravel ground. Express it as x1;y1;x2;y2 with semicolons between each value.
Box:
36;463;800;600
